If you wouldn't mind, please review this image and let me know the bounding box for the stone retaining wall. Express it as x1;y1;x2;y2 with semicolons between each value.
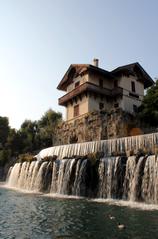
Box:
55;109;139;145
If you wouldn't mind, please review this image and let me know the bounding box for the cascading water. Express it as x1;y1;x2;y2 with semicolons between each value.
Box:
36;132;158;159
97;156;127;199
6;132;158;204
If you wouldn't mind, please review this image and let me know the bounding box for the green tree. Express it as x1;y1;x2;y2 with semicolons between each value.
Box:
38;109;62;147
39;109;62;128
138;80;158;126
0;108;62;167
0;149;11;167
0;117;10;148
19;120;38;152
6;129;23;154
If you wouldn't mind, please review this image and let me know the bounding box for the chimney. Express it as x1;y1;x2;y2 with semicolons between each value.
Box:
93;58;99;67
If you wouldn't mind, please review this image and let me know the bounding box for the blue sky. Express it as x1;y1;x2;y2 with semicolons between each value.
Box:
0;0;158;129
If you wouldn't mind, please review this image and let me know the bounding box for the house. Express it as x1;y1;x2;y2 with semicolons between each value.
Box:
57;59;154;122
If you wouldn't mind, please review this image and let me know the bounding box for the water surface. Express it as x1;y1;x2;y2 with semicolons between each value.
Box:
0;187;158;239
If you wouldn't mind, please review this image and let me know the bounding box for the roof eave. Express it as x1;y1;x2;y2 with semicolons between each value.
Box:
57;64;74;91
112;62;155;89
57;64;89;91
57;64;115;91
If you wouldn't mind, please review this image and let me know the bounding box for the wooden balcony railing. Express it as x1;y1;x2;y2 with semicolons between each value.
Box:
58;82;123;106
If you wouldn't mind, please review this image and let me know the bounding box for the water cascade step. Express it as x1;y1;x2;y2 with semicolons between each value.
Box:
36;132;158;159
6;132;158;204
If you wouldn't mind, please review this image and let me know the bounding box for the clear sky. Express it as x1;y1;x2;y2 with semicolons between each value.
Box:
0;0;158;129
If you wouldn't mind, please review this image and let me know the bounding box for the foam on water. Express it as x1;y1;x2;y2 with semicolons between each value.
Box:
92;198;158;211
44;193;84;200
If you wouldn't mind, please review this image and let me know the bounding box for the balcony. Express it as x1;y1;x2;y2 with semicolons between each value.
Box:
111;87;123;96
58;82;123;106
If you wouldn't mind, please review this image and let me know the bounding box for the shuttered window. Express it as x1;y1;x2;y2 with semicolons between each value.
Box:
74;105;79;117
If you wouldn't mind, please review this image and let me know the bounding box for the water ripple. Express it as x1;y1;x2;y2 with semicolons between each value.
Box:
0;187;158;239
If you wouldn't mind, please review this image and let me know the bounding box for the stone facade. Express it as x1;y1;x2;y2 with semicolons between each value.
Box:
55;109;139;145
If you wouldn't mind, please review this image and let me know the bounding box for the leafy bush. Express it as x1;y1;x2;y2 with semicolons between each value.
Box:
17;153;35;163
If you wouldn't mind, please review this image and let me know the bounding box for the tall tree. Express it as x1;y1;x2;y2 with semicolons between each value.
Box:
19;120;38;152
0;108;62;167
39;109;62;128
38;109;62;147
0;117;10;148
6;129;23;154
138;80;158;126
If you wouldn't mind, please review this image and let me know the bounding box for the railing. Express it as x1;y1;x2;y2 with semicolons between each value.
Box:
58;82;123;106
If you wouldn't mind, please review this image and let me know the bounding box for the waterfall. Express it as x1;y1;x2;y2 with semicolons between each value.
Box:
141;155;158;204
7;163;22;187
6;132;158;204
6;154;158;204
7;161;49;192
36;132;158;159
50;158;92;197
33;162;49;192
6;166;13;182
129;156;147;201
97;157;126;199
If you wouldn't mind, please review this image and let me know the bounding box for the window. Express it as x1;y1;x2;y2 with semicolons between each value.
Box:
131;81;136;92
99;102;104;110
99;79;103;88
133;104;138;112
114;80;118;87
114;103;119;108
74;105;79;117
75;81;80;88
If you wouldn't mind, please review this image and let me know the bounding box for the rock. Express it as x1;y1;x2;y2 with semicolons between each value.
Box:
54;109;139;145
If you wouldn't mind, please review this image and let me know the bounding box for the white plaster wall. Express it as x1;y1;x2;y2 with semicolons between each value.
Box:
118;75;144;97
88;95;113;112
66;72;114;93
117;75;144;113
66;95;89;120
120;95;142;113
67;74;88;92
88;73;113;89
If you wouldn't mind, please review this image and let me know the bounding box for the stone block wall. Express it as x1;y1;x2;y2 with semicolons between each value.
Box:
54;109;139;145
